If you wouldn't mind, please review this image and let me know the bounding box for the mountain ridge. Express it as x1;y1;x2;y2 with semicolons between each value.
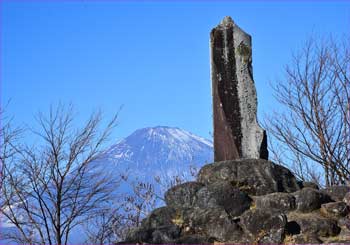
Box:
98;126;213;182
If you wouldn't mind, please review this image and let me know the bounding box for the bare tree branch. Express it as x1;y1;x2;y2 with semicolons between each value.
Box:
264;35;350;187
1;105;121;244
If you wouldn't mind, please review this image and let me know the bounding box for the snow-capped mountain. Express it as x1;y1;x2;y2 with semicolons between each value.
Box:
0;126;213;245
98;126;213;182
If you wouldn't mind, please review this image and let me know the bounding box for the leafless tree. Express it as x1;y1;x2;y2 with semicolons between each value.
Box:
82;177;158;243
85;165;199;243
265;35;350;187
1;105;121;244
83;205;124;244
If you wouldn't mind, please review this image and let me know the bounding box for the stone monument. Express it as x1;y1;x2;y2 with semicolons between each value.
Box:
122;17;350;245
210;16;268;161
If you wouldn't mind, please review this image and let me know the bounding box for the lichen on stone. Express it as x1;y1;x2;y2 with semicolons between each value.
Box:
237;42;251;63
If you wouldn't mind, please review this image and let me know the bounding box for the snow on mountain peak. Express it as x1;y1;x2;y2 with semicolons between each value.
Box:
134;126;212;147
99;126;213;181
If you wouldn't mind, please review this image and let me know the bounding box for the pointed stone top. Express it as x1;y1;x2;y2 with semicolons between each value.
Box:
220;16;234;27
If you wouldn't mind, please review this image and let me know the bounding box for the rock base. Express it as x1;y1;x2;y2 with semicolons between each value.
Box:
121;159;350;244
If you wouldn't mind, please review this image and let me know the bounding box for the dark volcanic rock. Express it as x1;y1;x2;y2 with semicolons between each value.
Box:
338;216;350;228
198;159;300;195
320;201;349;218
124;226;152;243
141;206;177;229
292;234;323;244
174;235;210;244
323;186;350;201
182;207;243;242
294;187;332;212
240;208;287;243
151;225;181;243
195;181;252;217
344;191;350;205
293;215;341;237
255;192;296;212
164;182;204;208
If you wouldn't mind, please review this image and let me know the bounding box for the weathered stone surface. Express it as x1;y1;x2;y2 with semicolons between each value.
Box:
324;237;350;244
123;226;152;244
198;159;300;195
320;201;349;218
344;191;350;205
292;215;341;237
331;220;350;243
174;235;210;244
182;207;243;242
164;182;204;208
195;181;251;217
151;225;181;244
255;192;296;212
240;208;287;244
210;16;268;161
322;185;350;201
119;17;350;244
292;234;323;244
296;217;340;237
335;224;350;240
338;216;350;229
294;187;332;212
141;206;177;229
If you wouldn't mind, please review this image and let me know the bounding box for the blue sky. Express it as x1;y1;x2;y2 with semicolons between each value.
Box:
1;1;349;142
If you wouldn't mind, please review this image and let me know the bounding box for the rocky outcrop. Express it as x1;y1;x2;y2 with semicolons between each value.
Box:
198;159;300;195
240;208;287;244
118;16;350;244
320;201;349;218
322;185;350;201
210;16;268;161
254;192;296;212
294;187;332;212
121;158;350;244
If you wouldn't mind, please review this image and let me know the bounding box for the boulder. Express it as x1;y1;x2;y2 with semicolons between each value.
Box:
141;206;177;229
294;187;332;212
151;225;181;244
198;159;300;195
182;207;243;242
325;222;350;243
320;201;349;218
255;192;296;212
338;216;350;229
195;181;252;217
292;234;323;244
292;215;341;237
123;226;152;243
164;182;204;208
240;208;287;243
322;185;350;201
174;235;210;244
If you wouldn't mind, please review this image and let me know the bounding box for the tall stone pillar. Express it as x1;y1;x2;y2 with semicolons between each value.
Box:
210;16;268;161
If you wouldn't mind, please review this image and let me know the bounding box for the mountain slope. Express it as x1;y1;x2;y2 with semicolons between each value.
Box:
0;127;213;244
99;126;213;181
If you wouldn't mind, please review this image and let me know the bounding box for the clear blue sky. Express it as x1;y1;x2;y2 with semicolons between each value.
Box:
1;1;349;142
